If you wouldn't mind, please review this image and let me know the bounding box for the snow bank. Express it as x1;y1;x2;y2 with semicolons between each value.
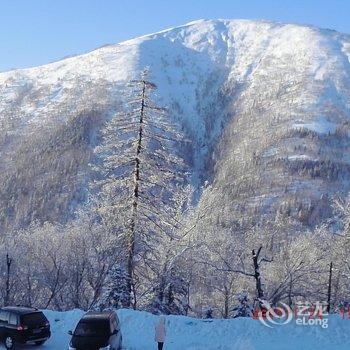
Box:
117;309;350;350
4;309;346;350
42;309;85;350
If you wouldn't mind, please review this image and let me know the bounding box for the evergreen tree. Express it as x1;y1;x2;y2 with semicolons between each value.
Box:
232;292;253;318
147;185;194;315
97;265;129;310
93;70;187;308
204;307;213;319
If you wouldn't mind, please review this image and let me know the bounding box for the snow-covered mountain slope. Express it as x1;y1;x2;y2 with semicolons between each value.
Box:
1;19;350;231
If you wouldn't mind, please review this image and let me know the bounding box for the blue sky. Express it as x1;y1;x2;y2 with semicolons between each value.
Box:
1;0;349;72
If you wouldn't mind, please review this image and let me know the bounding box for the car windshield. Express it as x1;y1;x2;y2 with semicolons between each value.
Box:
74;320;110;337
21;313;48;327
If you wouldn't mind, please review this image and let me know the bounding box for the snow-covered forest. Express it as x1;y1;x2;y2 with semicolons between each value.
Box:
1;189;350;317
0;19;350;318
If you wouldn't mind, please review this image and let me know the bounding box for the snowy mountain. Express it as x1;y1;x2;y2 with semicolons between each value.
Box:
1;19;350;232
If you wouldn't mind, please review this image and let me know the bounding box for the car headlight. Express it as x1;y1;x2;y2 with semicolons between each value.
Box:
99;346;111;350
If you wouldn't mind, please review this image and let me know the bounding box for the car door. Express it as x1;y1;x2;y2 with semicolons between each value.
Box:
0;310;9;339
7;313;19;339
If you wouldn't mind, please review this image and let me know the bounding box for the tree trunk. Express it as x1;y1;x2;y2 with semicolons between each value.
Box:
333;268;341;309
184;282;190;316
252;247;264;306
223;286;229;319
126;80;146;308
327;262;333;313
5;254;12;306
288;275;293;307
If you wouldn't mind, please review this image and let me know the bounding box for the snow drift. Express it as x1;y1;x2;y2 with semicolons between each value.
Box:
27;309;350;350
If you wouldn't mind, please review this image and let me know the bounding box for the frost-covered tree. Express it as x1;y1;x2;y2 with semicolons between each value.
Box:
232;292;253;318
204;307;213;319
147;185;195;315
93;71;188;308
97;265;129;310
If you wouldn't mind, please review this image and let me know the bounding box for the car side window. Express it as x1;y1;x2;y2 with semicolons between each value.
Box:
110;318;115;333
8;313;18;326
0;311;8;323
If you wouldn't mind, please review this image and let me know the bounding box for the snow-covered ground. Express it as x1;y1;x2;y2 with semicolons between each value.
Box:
1;309;349;350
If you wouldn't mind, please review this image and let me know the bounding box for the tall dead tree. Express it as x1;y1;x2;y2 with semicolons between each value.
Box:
94;71;187;308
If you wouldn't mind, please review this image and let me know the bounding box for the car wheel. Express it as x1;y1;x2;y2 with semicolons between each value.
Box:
35;340;46;345
4;335;14;349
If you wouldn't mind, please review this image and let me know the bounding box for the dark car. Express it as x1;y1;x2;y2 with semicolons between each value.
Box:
0;306;51;349
68;311;122;350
